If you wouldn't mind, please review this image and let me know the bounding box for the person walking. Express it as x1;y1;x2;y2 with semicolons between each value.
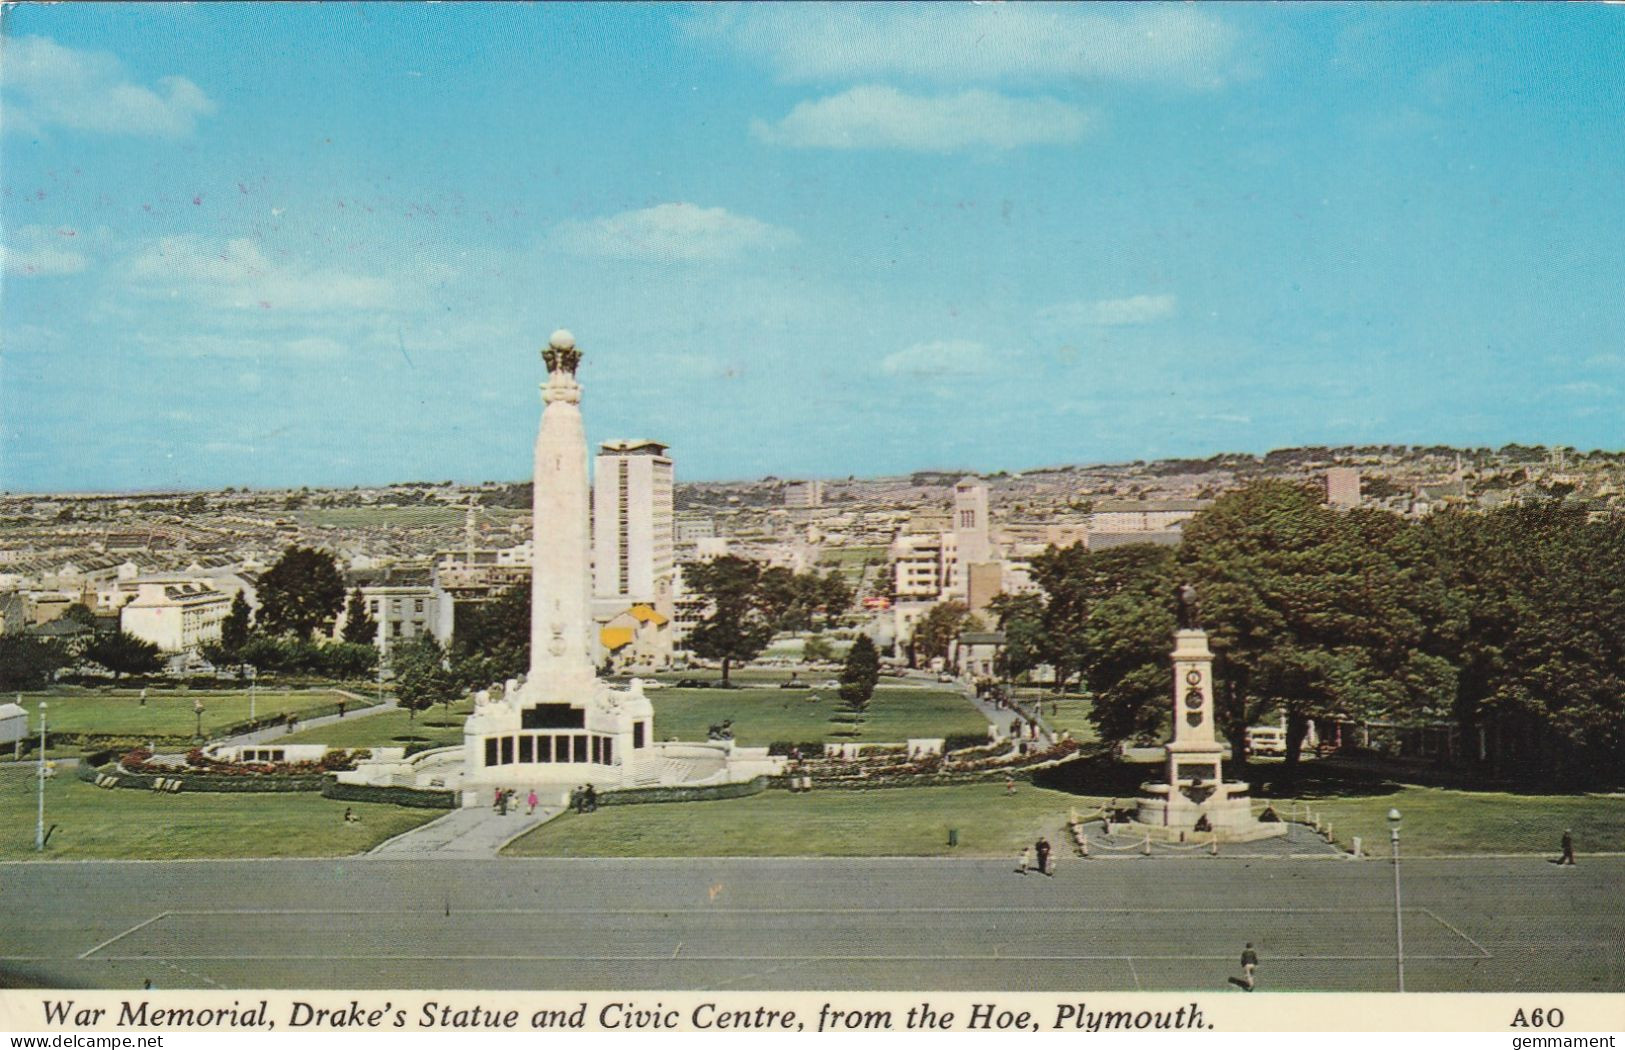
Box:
497;789;509;816
1240;943;1259;991
1560;829;1577;866
526;788;539;816
1035;837;1052;877
1018;844;1034;875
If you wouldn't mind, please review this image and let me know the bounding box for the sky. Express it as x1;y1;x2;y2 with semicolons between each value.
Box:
1;3;1622;492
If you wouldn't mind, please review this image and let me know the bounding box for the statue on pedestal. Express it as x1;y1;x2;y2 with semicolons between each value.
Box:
1176;582;1202;630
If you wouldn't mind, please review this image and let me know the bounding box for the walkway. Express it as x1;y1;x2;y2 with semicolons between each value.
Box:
1073;819;1344;858
210;689;397;749
365;803;562;859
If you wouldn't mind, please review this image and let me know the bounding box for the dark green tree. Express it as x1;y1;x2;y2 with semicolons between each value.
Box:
1178;482;1443;780
390;635;460;721
451;585;529;686
84;631;164;681
61;602;98;629
220;592;252;656
986;593;1045;683
341;588;378;646
817;570;854;626
0;635;70;691
837;634;881;728
256;546;345;640
684;556;774;686
911;599;969;670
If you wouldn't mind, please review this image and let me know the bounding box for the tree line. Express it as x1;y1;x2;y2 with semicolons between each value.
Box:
985;481;1624;785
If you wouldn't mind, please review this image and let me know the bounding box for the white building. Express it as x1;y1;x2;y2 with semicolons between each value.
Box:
592;439;676;667
783;479;824;509
120;581;230;652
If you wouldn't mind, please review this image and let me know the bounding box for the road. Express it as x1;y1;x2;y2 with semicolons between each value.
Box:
1;855;1619;992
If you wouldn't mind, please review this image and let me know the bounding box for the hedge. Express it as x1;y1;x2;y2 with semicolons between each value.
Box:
597;776;767;807
767;740;830;757
943;732;991;753
321;778;458;809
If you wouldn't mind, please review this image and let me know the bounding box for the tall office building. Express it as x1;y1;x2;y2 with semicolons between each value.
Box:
592;439;675;605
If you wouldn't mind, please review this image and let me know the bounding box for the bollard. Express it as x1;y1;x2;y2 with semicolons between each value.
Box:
948;828;958;847
1351;836;1362;858
1142;835;1152;856
1210;837;1219;856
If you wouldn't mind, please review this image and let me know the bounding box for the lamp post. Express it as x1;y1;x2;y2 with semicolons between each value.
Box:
247;665;257;722
35;700;47;852
1388;807;1405;992
193;698;205;743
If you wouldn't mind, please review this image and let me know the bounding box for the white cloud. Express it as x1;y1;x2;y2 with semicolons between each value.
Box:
753;86;1088;152
126;236;395;312
1;225;88;277
881;339;994;379
1;35;216;138
1039;294;1178;327
554;203;796;262
691;6;1239;88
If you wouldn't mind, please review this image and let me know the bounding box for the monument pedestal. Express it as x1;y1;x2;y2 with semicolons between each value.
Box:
1126;625;1283;843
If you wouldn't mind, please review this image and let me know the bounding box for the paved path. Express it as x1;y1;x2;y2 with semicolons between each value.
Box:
366;803;561;858
2;856;1619;991
209;690;397;749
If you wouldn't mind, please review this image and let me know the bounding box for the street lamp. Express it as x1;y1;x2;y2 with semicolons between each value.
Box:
193;698;205;743
247;665;257;722
1388;807;1405;992
35;700;47;852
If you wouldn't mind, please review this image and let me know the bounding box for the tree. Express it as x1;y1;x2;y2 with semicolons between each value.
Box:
61;602;98;629
987;593;1045;683
837;634;881;728
801;634;837;664
84;631;164;681
341;588;377;646
1178;482;1440;781
0;635;69;691
756;566;813;633
390;635;460;721
817;571;854;626
256;546;345;640
451;585;529;687
683;556;774;686
220;592;252;656
911;600;969;670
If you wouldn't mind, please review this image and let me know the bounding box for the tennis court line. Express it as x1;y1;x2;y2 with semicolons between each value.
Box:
160;906;1417;916
78;912;170;960
1421;908;1492;958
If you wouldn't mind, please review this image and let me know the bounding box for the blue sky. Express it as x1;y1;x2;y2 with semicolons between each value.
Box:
2;3;1622;491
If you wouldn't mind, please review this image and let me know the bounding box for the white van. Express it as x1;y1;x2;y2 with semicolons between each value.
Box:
1246;726;1287;756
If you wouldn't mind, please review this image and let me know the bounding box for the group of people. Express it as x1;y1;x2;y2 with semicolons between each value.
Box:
569;784;598;813
491;786;543;816
1016;837;1054;876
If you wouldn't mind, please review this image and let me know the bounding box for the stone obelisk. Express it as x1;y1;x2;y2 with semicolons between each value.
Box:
526;329;597;698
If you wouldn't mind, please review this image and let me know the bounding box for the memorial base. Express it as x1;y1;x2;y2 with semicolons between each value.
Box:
1131;780;1288;843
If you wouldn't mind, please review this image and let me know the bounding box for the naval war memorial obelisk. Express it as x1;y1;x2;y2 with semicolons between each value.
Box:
452;331;779;806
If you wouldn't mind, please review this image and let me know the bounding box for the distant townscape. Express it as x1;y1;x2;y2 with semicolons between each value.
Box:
2;441;1619;670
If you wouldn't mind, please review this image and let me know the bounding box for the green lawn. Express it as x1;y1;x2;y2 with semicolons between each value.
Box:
1268;786;1625;857
0;767;440;860
280;698;472;750
1041;698;1100;744
11;687;374;739
505;782;1097;858
649;685;987;745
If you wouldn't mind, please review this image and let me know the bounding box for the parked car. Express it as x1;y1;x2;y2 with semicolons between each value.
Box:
674;678;710;689
637;679;666;690
820;679;840;690
780;680;811;689
937;673;956;683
